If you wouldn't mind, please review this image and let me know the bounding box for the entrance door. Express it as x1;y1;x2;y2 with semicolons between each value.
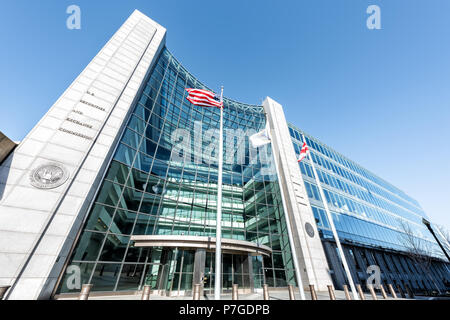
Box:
141;247;175;295
203;251;215;294
166;249;196;296
203;252;253;294
142;263;162;290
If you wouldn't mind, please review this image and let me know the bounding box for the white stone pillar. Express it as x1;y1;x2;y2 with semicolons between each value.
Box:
262;97;332;291
0;10;166;300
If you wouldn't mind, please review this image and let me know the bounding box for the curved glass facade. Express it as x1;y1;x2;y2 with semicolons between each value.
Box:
57;48;296;294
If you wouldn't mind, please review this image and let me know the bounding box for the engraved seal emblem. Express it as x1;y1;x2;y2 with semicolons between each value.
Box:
30;163;69;189
305;222;315;238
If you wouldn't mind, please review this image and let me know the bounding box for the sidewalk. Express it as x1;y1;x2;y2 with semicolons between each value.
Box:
56;289;406;301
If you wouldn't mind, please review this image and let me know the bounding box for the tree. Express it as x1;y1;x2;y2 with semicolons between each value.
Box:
398;219;441;294
436;225;450;249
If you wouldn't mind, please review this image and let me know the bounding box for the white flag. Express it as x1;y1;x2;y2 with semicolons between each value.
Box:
250;127;271;148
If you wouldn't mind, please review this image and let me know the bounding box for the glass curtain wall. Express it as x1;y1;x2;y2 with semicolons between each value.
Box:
288;124;444;260
57;48;295;294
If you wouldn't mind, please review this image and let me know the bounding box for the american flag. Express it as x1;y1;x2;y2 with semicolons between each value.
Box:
185;88;223;108
298;142;309;163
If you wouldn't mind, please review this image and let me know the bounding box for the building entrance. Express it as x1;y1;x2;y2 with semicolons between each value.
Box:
203;252;253;295
132;235;272;296
146;248;257;296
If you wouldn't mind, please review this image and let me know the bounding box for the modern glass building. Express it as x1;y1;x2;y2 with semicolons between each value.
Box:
290;126;450;294
55;48;296;296
0;10;448;300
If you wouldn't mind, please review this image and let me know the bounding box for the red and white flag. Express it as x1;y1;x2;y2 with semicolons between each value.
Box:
186;88;223;108
298;142;309;163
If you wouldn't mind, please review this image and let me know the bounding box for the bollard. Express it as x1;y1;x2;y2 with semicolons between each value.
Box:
405;284;414;299
193;284;201;300
232;284;239;300
387;284;397;299
397;284;406;299
379;285;388;299
343;285;352;300
263;284;270;300
288;285;295;300
79;284;93;300
309;284;318;301
0;286;11;300
327;285;336;300
368;284;378;300
356;284;365;300
141;285;151;300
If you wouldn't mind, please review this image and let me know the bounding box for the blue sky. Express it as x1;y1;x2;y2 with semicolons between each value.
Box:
0;1;449;228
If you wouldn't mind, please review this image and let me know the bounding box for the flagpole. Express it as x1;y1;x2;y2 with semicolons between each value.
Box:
214;86;224;300
301;134;359;300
